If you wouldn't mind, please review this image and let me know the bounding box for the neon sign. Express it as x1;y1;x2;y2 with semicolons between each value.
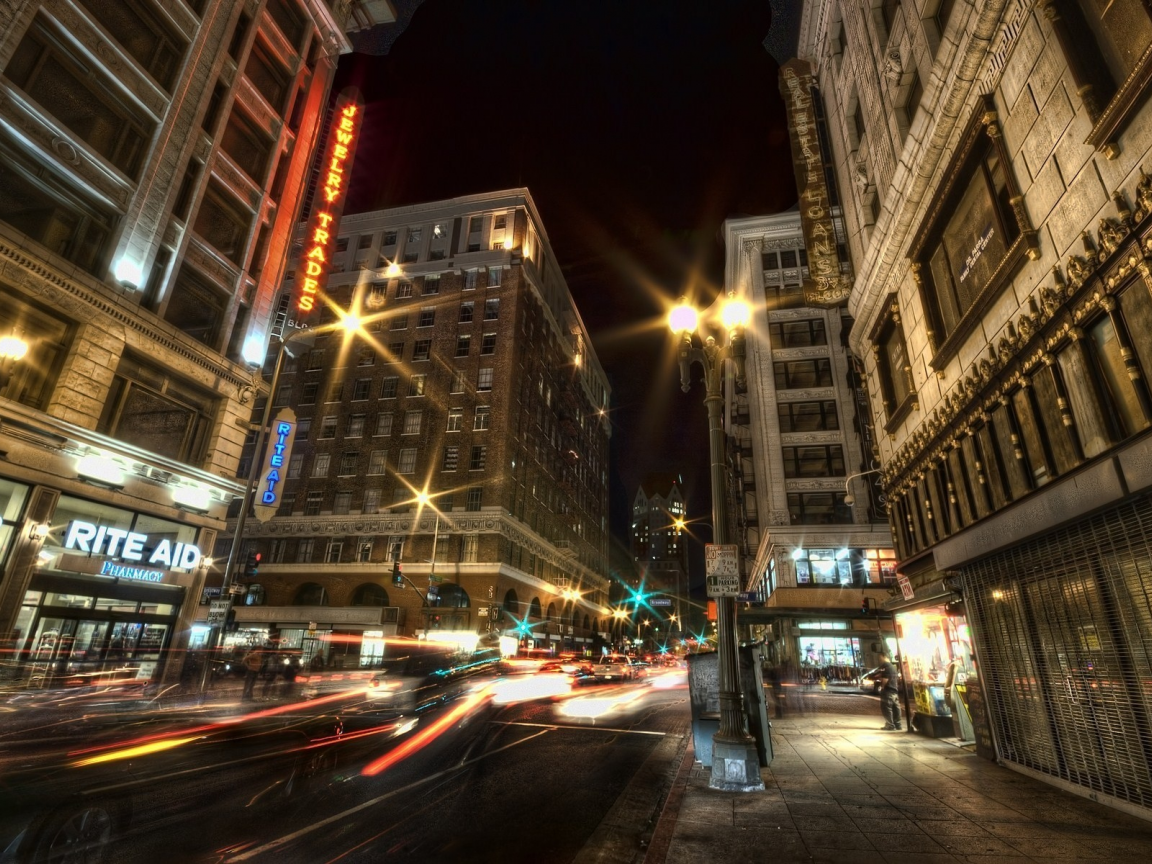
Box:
253;408;296;522
64;520;202;569
295;90;363;319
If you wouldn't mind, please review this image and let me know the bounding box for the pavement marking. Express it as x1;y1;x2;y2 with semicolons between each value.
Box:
224;728;552;862
491;720;671;737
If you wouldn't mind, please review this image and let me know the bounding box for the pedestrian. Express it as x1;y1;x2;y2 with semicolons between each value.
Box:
241;647;264;700
878;651;903;730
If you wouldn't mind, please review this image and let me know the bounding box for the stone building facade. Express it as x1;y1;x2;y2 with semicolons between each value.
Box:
723;211;896;674
0;0;393;686
800;0;1152;814
225;190;613;663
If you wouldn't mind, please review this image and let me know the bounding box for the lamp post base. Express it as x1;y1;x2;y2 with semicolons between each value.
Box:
708;737;765;792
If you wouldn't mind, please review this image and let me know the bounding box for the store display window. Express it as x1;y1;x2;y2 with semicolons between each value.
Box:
896;605;975;737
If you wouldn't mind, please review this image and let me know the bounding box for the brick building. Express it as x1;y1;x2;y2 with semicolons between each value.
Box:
225;190;613;664
0;0;393;687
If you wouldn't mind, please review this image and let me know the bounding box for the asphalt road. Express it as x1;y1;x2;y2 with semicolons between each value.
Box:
0;672;691;864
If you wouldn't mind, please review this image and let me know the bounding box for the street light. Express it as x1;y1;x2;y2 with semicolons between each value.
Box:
842;468;883;506
669;292;764;792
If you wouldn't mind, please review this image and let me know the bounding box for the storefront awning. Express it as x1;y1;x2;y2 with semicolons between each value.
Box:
882;579;957;613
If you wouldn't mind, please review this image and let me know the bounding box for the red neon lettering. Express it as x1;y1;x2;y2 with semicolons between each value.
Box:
323;187;339;204
302;277;319;293
336;130;353;145
317;212;334;228
333;144;348;160
342;104;358;118
326;173;342;190
305;261;322;277
299;296;314;311
306;246;326;262
329;158;344;173
339;117;354;131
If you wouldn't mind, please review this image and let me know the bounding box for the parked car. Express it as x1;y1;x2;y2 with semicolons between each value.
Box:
592;655;638;681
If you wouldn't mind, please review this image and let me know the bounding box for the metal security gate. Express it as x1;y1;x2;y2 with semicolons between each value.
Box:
962;496;1152;810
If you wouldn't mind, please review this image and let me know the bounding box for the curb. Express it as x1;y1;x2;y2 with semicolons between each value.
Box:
642;739;695;864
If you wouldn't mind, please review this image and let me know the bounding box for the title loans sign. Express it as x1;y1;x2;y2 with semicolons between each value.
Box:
294;89;363;322
779;59;852;308
253;408;296;523
64;520;202;582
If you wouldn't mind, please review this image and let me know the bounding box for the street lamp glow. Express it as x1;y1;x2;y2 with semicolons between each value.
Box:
0;335;28;362
241;334;267;366
668;299;698;334
385;262;401;278
720;296;751;331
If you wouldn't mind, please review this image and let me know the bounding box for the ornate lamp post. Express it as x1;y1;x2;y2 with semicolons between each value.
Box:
669;294;764;792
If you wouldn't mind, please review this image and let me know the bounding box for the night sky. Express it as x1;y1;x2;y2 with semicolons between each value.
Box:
335;0;799;588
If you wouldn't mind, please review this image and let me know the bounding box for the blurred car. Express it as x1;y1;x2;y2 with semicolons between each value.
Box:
365;646;484;714
592;655;638;682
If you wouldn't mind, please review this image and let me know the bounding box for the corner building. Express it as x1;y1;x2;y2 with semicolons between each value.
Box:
228;190;613;665
800;0;1152;814
0;0;393;687
723;211;897;679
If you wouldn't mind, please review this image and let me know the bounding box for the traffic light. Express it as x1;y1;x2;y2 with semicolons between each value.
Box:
861;596;874;616
392;561;403;587
243;551;261;581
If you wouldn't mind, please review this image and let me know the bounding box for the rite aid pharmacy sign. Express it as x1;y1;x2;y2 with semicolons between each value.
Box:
64;520;202;582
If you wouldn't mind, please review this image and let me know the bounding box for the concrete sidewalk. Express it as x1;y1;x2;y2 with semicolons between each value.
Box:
647;710;1152;864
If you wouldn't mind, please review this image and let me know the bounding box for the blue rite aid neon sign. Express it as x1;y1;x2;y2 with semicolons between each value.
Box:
254;408;297;522
64;520;202;582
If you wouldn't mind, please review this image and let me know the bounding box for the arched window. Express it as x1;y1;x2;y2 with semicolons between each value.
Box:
571;609;580;628
546;602;557;621
582;614;590;631
503;589;519;617
293;583;328;606
437;583;470;608
244;584;266;606
529;597;542;619
351;583;389;607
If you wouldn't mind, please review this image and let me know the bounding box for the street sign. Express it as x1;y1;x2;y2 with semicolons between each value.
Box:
207;599;231;625
478;606;489;616
897;573;914;601
736;591;758;603
705;544;740;597
650;597;673;607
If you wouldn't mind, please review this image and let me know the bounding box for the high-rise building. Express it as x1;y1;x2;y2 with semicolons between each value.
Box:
629;474;689;639
797;0;1152;811
0;0;394;687
224;189;613;665
723;210;896;675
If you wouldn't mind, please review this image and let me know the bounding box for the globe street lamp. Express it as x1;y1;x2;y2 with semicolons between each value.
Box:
670;293;764;792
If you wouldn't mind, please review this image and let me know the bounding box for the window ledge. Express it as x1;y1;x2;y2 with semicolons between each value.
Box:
1086;41;1152;156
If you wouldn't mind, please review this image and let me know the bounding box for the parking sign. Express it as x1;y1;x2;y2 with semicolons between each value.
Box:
705;544;740;597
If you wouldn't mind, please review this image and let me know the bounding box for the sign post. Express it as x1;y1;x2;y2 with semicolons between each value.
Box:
705;544;740;598
207;599;231;626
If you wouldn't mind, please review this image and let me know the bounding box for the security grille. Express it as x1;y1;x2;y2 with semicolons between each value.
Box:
963;495;1152;809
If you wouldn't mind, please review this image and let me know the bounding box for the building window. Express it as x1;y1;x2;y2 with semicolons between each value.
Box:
774;359;834;389
97;355;215;464
910;97;1034;362
777;401;840;432
447;408;463;431
455;335;472;357
319;416;337;438
769;319;827;348
357;346;375;366
418;307;435;327
396;281;413;299
298;537;316;560
787;492;853;525
904;70;923;127
781;445;846;478
382;231;397;247
368;449;388;474
325;381;343;402
339;451;358;475
477;368;493;391
296;417;312;438
460;302;475;323
333;492;352;515
408;374;426;397
352;378;371;400
305;349;325;370
466;488;483;511
481;334;497;355
851;100;866;149
413;340;431;361
347;414;365;437
363;488;381;514
451;370;467;393
164;265;228;347
403;410;422;435
381;377;398;399
398;448;417;474
326;538;343;563
274;384;293;406
488;267;503;287
474;406;490;430
300;382;318;404
464;269;478;290
423;275;440;295
191;181;252;265
470;445;487;470
0;288;71;410
792;549;853;585
484;299;500;319
304;493;323;516
872;296;917;430
312;453;331;477
391;313;409;331
287;453;304;478
387;342;404;362
443;446;459;471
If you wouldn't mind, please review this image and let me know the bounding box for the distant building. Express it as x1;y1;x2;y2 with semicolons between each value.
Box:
0;0;393;686
629;474;689;642
723;210;896;674
224;189;613;664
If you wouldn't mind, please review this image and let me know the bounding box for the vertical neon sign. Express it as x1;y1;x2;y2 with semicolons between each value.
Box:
295;88;363;321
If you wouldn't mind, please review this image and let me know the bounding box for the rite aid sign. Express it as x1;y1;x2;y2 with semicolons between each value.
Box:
64;520;202;582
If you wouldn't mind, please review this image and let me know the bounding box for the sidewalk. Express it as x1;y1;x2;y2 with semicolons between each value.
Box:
648;709;1152;864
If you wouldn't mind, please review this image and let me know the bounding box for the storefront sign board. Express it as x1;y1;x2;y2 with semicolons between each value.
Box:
63;520;201;568
254;408;297;523
897;573;915;600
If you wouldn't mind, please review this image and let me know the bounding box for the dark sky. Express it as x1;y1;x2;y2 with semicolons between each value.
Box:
335;0;798;587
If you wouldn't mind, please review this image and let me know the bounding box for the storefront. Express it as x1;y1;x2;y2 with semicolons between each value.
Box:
13;494;207;687
218;605;406;670
892;587;976;739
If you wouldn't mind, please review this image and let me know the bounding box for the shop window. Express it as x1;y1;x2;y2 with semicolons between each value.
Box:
793;549;852;585
769;319;826;348
192;180;253;265
6;16;156;178
164;264;227;347
98;354;216;464
777;401;839;432
910;97;1035;365
0;288;72;410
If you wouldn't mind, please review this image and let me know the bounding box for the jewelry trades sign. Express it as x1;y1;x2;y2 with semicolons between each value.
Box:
779;59;852;307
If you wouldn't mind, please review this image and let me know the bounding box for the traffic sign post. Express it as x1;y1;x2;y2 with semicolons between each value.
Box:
650;597;673;608
705;544;740;597
207;599;231;626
